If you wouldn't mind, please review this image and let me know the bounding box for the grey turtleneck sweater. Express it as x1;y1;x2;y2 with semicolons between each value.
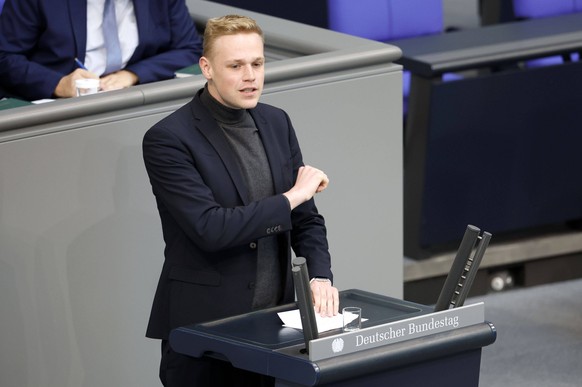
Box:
200;87;282;310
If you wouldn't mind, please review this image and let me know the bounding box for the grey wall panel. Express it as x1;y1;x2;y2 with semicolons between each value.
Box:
0;113;167;386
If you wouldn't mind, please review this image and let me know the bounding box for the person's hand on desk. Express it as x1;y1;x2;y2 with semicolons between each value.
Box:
311;278;339;317
100;70;139;91
54;68;99;98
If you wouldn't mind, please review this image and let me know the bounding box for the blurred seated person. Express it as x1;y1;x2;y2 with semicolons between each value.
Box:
0;0;203;101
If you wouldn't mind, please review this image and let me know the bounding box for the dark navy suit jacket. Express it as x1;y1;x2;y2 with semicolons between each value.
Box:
0;0;202;100
143;89;333;340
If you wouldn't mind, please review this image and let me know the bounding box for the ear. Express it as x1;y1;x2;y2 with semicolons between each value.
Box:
199;56;212;80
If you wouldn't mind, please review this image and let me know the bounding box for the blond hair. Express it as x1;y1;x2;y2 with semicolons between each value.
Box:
202;15;264;58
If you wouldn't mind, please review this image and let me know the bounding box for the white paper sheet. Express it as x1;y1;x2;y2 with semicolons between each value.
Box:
277;308;362;333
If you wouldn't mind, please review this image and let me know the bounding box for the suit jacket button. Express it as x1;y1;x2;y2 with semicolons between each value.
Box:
248;281;255;289
249;242;257;249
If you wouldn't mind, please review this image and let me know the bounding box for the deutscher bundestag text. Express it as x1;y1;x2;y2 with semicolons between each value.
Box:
355;316;460;347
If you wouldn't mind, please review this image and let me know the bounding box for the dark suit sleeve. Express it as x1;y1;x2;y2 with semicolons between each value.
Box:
143;119;294;253
0;0;66;100
125;0;203;84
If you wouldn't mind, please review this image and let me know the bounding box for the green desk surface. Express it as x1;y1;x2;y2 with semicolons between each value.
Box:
0;98;33;111
175;64;202;78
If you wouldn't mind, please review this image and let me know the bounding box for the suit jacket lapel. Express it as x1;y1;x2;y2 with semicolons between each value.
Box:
130;0;147;61
189;98;252;205
67;0;87;61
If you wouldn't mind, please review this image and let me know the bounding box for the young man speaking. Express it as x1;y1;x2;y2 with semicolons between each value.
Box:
143;15;339;386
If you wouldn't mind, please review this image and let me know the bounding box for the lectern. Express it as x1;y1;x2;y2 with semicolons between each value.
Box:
170;289;496;386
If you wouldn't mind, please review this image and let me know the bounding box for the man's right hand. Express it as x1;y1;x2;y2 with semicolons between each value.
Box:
54;69;99;98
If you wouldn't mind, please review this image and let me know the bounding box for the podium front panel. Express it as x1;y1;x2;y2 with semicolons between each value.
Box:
170;290;495;386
